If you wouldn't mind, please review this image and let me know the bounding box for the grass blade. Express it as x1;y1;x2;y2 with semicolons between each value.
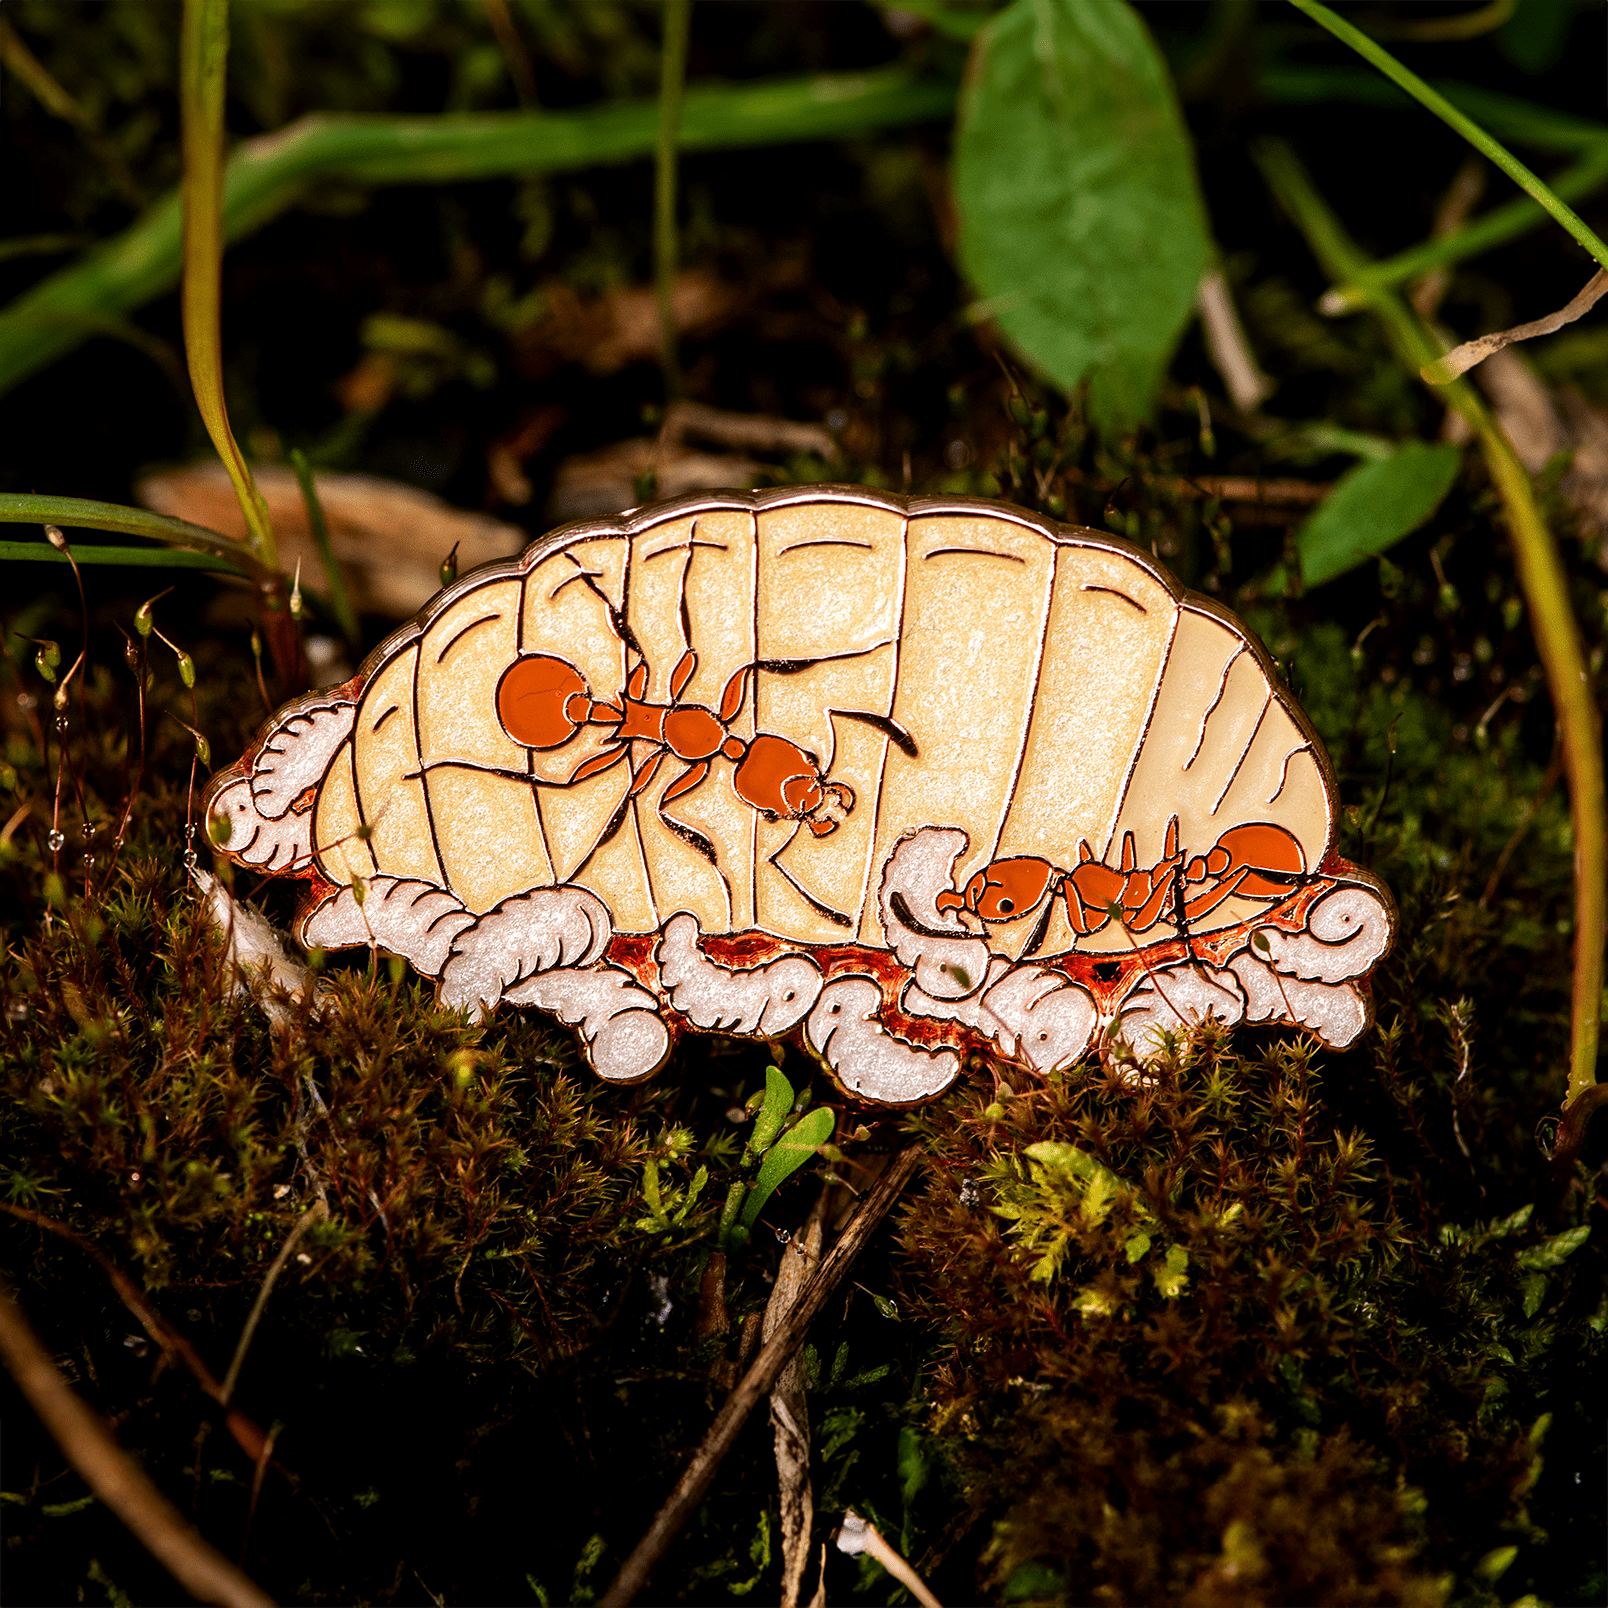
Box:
288;449;359;644
0;491;268;579
180;0;276;571
1288;0;1608;271
1258;138;1604;1101
0;69;957;400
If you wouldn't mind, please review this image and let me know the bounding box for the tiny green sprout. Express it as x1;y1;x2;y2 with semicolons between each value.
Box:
1438;581;1461;613
0;761;16;792
1008;396;1032;430
354;823;375;843
194;732;211;767
123;637;139;672
1045;494;1066;519
1029;408;1048;439
206;810;231;848
34;640;59;683
44;524;68;552
1251;929;1271;954
440;541;460;589
983;1101;1006;1122
176;649;195;689
351;875;367;907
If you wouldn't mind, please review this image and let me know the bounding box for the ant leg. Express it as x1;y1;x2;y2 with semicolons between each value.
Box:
1182;864;1253;923
661;758;709;806
657;761;727;884
628;748;666;798
1125;865;1181;935
626;662;649;701
564;743;630;787
718;664;750;724
1060;875;1106;937
669;649;697;703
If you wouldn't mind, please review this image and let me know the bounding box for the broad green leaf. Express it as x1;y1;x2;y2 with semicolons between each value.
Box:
953;0;1211;430
739;1106;835;1231
1297;442;1463;587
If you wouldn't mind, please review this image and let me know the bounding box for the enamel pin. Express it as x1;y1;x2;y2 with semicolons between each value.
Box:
206;488;1394;1105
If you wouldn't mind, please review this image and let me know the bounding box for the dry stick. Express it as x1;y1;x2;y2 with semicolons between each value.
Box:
0;1201;275;1466
1424;268;1608;384
0;1270;275;1608
599;1146;923;1608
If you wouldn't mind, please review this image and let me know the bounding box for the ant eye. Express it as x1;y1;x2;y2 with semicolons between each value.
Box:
999;899;1014;913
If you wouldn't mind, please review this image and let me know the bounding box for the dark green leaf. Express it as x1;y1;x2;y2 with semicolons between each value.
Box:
953;0;1210;429
1297;443;1463;587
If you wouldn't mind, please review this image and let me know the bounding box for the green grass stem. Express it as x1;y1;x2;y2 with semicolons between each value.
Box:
1323;142;1608;313
0;492;268;579
0;69;956;400
288;448;359;644
1257;138;1605;1104
0;542;247;575
1288;0;1608;273
180;0;276;571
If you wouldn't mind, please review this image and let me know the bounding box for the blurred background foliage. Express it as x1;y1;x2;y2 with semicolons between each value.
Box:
0;1;1605;1604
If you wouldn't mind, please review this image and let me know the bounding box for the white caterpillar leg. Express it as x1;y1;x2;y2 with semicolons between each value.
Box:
437;885;613;1018
301;876;475;975
1229;952;1368;1048
804;976;959;1105
1252;885;1392;983
502;966;671;1083
1113;964;1245;1060
655;911;822;1034
904;961;1096;1074
877;827;991;1001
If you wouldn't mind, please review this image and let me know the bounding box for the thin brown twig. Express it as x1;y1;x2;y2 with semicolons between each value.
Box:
598;1146;924;1608
0;1201;276;1466
0;1269;275;1608
220;1202;325;1405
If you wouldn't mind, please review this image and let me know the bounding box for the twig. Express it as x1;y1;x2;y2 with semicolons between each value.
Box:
220;1203;325;1405
598;1146;923;1608
1424;269;1608;384
1196;268;1274;412
836;1509;943;1608
0;1270;275;1608
0;1201;277;1467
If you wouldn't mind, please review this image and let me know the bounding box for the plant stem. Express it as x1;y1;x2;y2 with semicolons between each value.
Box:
1324;141;1608;313
1257;139;1604;1101
1288;0;1608;272
0;492;267;578
179;0;276;572
288;449;359;645
655;0;692;400
0;69;956;400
